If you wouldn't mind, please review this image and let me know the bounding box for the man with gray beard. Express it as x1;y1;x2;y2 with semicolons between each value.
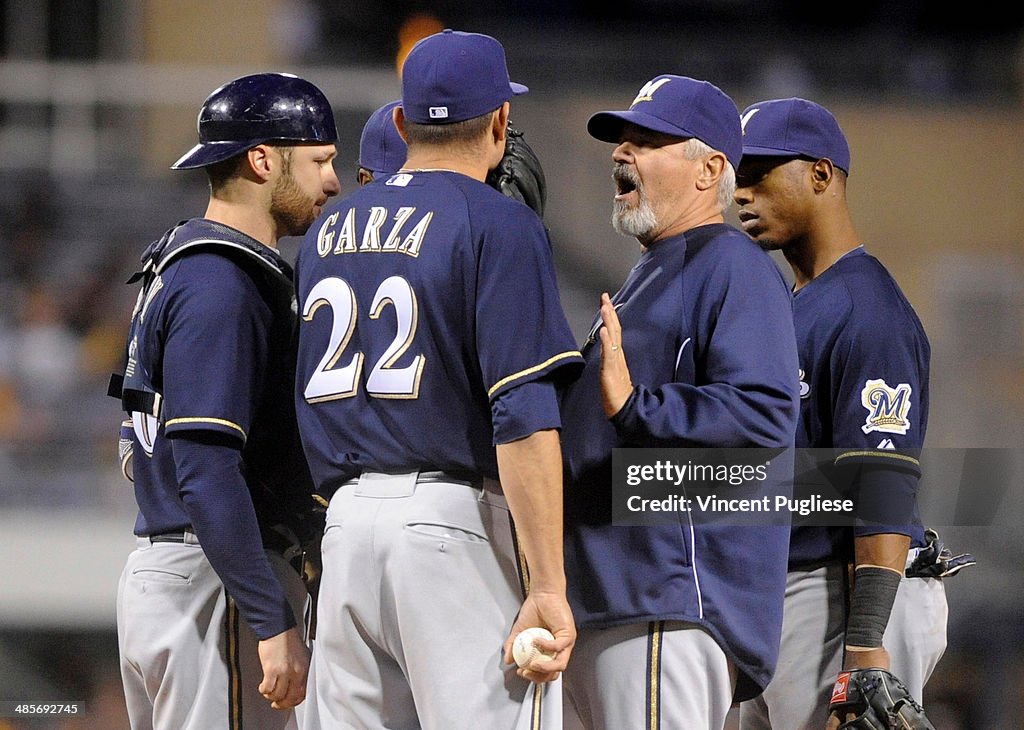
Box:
558;75;800;729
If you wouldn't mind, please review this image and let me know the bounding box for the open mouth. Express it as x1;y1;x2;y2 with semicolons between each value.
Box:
614;173;638;199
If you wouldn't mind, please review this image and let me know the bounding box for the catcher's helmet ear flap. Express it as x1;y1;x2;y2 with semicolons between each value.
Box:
171;72;338;170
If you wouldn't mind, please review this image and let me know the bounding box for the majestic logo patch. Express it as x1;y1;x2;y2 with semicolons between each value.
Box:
798;369;810;399
860;379;912;435
386;173;413;187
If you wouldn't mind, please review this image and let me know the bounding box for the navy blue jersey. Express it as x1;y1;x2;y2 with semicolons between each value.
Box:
559;224;800;701
789;247;930;565
293;171;583;494
115;218;313;637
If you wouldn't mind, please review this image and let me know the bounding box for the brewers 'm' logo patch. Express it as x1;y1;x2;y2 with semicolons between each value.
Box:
860;379;912;435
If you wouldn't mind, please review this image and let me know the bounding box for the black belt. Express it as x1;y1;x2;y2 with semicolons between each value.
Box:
147;528;301;561
148;530;193;543
324;469;483;496
413;470;482;488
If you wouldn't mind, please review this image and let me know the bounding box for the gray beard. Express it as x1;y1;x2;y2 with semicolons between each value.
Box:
612;195;657;239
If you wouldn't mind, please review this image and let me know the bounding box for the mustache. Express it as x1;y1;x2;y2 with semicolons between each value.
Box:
612;162;640;190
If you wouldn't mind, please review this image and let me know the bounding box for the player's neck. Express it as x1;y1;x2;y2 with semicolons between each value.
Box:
785;238;862;290
403;139;496;182
400;156;489;182
203;198;278;250
787;211;861;290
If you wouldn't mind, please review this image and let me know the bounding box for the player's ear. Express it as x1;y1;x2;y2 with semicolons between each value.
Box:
493;102;510;143
246;145;275;182
695;151;726;192
393;106;409;143
809;158;834;191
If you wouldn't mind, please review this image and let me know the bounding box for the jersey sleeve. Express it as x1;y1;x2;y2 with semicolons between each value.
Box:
490;378;561;445
830;295;929;534
612;247;800;449
474;206;583;402
160;254;271;445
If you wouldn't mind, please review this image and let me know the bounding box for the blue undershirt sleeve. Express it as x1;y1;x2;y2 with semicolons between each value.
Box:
171;433;297;640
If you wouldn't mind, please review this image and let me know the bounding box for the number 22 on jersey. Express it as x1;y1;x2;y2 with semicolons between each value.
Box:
302;275;425;402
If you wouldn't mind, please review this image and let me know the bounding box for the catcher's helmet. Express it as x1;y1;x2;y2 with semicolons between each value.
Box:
171;72;338;170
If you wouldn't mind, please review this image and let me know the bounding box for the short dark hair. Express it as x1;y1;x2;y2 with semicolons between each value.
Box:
205;144;292;192
401;113;493;147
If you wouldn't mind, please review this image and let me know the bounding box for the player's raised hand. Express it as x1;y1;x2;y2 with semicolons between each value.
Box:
597;292;633;417
257;627;311;709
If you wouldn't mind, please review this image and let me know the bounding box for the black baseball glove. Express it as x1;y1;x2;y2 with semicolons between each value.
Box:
486;122;547;218
828;668;935;729
905;527;976;578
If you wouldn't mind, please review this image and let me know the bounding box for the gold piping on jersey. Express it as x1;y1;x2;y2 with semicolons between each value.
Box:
226;593;243;730
487;351;583;399
834;451;920;467
647;621;664;730
166;417;247;441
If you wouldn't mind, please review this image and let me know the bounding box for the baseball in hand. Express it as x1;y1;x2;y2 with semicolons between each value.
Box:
512;627;556;667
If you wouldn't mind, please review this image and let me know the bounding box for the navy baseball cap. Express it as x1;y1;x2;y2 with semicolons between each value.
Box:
739;97;851;174
588;75;742;170
401;29;528;124
359;100;407;179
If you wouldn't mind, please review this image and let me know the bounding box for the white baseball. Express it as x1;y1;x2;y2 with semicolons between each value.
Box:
512;627;556;668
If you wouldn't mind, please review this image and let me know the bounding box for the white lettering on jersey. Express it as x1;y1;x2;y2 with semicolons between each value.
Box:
316;211;340;256
399;212;433;257
318;207;433;259
132;410;160;457
334;209;358;253
381;207;417;251
360;206;389;251
798;368;810;399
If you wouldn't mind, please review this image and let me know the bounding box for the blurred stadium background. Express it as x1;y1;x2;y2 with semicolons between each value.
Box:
0;1;1022;727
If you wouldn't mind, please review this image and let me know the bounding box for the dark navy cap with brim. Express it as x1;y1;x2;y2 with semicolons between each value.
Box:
401;29;527;125
739;97;851;174
588;75;742;170
359;99;407;179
